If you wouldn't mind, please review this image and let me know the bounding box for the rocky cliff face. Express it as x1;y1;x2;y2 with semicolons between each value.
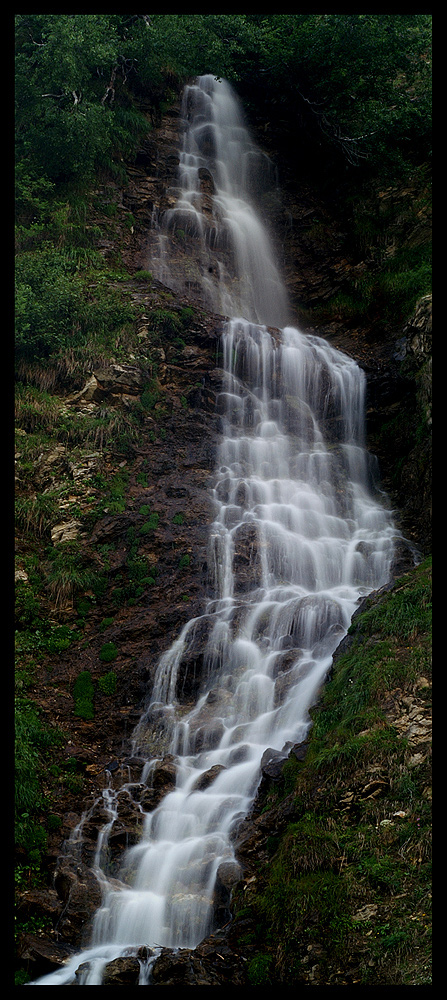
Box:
15;98;431;985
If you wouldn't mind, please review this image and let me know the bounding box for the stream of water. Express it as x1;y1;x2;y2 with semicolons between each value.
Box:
30;74;397;986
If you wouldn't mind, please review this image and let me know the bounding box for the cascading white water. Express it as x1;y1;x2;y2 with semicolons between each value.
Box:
30;75;397;986
153;74;290;327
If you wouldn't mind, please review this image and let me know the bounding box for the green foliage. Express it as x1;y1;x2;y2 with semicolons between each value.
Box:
15;700;45;816
134;269;153;283
247;953;273;985
140;380;160;411
100;617;115;631
44;540;98;610
15;14;148;194
15;697;63;857
139;512;159;534
15;15;431;219
307;558;431;758
247;15;431;176
15;244;137;366
73;669;95;719
15;616;80;659
98;670;117;695
99;642;118;663
47;813;62;831
126;553;157;599
353;564;432;641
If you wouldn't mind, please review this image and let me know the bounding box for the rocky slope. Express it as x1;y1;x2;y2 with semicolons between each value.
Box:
15;98;431;986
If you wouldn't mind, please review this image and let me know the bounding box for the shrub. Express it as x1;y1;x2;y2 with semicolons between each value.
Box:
15;696;63;856
139;512;159;533
100;617;115;631
247;954;273;985
98;670;117;695
140;380;160;411
99;642;118;663
134;269;153;283
73;669;95;719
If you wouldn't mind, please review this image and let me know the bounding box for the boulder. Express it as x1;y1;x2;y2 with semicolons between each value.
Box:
51;519;82;544
192;719;225;753
150;935;247;986
16;934;75;980
260;746;289;782
213;859;243;924
93;364;147;396
190;763;226;791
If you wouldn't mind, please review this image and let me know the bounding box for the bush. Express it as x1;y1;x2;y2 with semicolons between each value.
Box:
15;696;63;856
15;245;137;367
73;669;95;719
99;642;118;663
139;513;159;533
247;954;273;985
98;670;117;695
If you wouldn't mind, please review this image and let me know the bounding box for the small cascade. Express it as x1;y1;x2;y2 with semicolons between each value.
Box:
30;75;398;987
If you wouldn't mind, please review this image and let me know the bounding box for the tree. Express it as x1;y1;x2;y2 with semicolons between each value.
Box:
249;14;432;173
15;14;148;195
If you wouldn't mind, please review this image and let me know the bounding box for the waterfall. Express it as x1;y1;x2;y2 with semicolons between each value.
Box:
152;74;290;327
30;75;397;986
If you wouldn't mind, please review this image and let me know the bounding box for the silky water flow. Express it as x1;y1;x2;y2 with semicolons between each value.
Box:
30;75;398;985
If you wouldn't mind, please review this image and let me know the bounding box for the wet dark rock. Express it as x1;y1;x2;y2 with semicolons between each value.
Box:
192;719;226;753
53;857;103;944
151;932;247;986
232;522;263;593
16;934;76;980
261;746;289;782
105;758;120;773
174;614;217;701
151;754;178;790
151;948;220;986
289;738;310;762
213;860;243;924
190;763;227;791
102;956;143;985
233;793;296;872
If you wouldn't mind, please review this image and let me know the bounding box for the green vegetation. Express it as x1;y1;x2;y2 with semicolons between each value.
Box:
244;15;431;177
98;670;117;696
73;669;95;720
73;663;119;718
231;558;432;985
15;16;431;374
140;513;159;534
15;696;65;867
99;642;118;664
